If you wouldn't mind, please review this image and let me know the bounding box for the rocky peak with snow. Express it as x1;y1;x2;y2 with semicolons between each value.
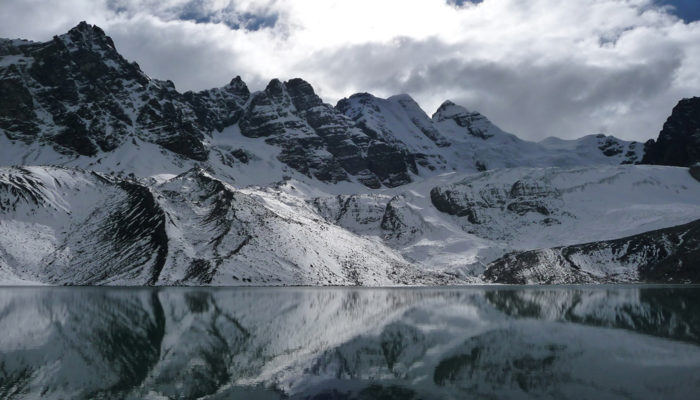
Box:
183;76;250;133
432;100;496;139
0;22;213;160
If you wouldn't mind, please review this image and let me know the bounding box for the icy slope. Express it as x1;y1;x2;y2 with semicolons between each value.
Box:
337;94;643;175
306;164;700;280
429;165;700;249
1;164;698;285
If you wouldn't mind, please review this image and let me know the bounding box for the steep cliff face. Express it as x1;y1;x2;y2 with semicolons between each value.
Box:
643;97;700;167
237;78;418;187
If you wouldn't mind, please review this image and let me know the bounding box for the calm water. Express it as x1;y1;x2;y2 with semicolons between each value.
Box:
1;286;699;399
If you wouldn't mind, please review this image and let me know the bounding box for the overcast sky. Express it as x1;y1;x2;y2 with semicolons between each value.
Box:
1;0;699;142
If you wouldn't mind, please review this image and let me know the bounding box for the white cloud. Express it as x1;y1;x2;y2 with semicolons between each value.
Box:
0;0;698;141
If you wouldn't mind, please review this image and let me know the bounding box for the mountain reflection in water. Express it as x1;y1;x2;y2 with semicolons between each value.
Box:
0;286;699;399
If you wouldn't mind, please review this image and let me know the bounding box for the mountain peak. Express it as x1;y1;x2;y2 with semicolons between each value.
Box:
387;93;418;104
62;21;116;52
285;78;323;110
432;100;472;122
264;78;287;100
229;75;245;86
224;75;250;97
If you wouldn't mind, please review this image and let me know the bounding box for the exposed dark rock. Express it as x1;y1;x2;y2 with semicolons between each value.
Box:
690;165;700;182
433;100;493;139
431;177;561;231
366;142;414;187
430;187;480;224
237;78;421;187
0;22;221;160
597;136;624;156
642;97;700;167
183;76;250;132
0;75;38;140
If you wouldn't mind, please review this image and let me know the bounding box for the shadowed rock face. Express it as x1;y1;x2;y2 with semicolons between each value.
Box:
238;78;418;187
183;76;250;133
643;97;700;167
430;178;560;226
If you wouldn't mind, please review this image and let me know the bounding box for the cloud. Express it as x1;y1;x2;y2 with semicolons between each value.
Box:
0;0;698;141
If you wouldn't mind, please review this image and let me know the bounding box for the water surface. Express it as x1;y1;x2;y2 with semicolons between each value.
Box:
1;285;699;399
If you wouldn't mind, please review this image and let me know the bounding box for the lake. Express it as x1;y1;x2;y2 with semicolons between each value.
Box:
1;285;699;399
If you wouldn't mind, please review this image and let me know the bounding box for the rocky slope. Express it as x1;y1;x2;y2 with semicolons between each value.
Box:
0;166;454;285
427;165;700;248
484;218;700;284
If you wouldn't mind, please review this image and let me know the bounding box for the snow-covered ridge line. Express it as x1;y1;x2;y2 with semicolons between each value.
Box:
0;22;650;191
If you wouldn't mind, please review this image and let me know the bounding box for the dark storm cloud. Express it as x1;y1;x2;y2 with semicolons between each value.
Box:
297;36;688;140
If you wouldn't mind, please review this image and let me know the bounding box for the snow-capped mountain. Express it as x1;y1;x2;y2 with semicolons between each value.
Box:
0;22;699;285
0;23;645;185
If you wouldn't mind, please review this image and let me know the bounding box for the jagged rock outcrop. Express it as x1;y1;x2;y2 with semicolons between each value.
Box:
430;171;563;231
643;97;700;167
0;22;666;189
312;192;427;245
432;100;495;139
239;78;420;187
183;76;250;132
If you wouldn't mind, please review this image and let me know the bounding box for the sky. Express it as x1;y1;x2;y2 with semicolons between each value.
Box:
0;0;698;142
